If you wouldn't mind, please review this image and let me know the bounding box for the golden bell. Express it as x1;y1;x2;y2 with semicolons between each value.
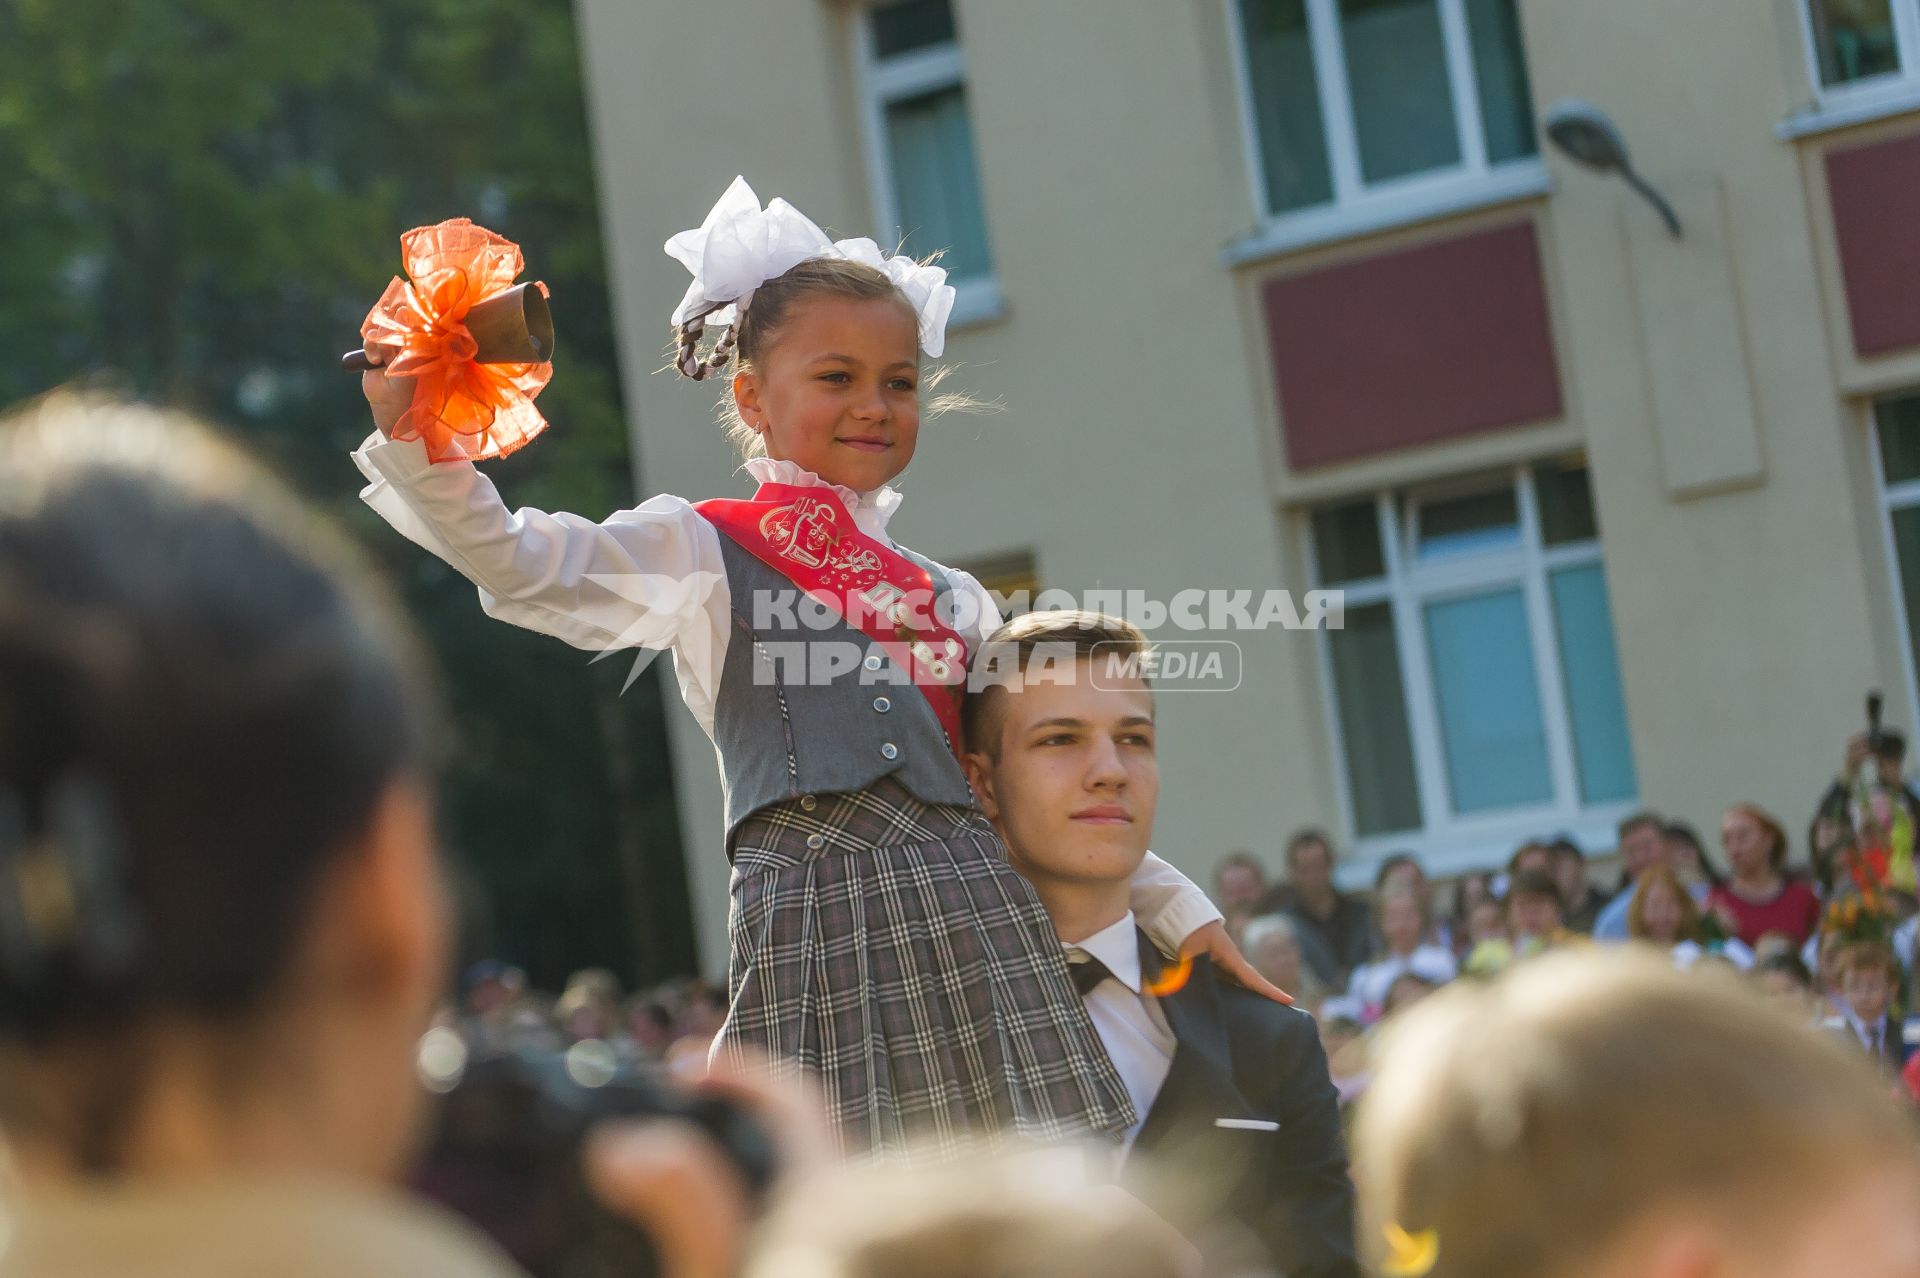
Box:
341;282;553;371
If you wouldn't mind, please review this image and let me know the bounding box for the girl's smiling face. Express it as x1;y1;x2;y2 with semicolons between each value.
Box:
732;293;921;493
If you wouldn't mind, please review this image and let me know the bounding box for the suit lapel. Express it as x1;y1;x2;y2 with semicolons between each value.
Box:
1130;929;1259;1158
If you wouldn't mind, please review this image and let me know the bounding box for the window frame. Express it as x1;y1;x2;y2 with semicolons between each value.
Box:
854;4;1004;327
1223;0;1549;253
1308;462;1637;875
1799;0;1920;110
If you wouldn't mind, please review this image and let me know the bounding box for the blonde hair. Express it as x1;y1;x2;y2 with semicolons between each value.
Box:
1354;950;1918;1278
743;1146;1198;1278
669;256;980;460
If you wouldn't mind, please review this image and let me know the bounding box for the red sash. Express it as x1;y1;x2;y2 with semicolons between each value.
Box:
694;483;969;758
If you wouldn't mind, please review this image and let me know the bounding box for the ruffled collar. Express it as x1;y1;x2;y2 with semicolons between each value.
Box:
743;456;903;533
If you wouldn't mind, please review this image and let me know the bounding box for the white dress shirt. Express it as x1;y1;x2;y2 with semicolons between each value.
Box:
1067;912;1178;1152
351;432;1222;944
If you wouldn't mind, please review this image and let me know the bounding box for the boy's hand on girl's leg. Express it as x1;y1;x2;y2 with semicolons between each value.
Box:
1180;920;1293;1005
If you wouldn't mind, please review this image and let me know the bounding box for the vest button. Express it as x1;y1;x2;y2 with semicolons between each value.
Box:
805;833;825;850
880;742;900;761
873;696;891;713
799;794;817;812
863;653;884;671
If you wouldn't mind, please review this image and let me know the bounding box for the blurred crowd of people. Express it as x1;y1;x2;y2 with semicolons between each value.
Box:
444;960;731;1080
6;395;1918;1278
1213;731;1920;1111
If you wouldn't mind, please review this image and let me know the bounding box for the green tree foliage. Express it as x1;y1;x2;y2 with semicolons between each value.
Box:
0;0;698;988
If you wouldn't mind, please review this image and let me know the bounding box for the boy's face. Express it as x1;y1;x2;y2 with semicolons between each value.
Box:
963;658;1158;892
1844;967;1894;1026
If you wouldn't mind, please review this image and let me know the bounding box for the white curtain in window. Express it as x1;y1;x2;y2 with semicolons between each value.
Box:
885;86;992;282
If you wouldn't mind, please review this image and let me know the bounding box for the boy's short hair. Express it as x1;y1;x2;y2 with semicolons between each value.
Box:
1354;951;1916;1278
962;610;1150;758
1836;940;1901;985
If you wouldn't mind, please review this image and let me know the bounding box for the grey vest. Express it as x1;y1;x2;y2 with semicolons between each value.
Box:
711;534;977;840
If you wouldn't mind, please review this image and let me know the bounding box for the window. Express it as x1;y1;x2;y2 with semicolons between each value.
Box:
1229;0;1541;235
1804;0;1919;97
1874;392;1920;729
858;0;1000;323
1310;461;1637;855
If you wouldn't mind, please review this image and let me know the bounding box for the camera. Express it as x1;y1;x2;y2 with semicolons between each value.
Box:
410;1032;778;1278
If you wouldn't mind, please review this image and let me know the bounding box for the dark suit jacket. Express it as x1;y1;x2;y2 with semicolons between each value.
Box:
1125;932;1358;1278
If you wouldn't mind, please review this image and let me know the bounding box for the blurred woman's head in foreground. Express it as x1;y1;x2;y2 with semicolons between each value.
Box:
0;393;447;1183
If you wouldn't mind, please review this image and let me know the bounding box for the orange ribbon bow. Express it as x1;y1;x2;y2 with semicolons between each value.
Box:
360;218;552;462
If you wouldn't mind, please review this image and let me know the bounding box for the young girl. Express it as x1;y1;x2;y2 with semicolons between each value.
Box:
353;178;1256;1156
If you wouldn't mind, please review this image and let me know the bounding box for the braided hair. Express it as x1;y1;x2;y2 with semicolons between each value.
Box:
673;310;740;382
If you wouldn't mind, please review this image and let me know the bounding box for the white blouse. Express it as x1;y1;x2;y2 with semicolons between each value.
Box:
351;432;1221;943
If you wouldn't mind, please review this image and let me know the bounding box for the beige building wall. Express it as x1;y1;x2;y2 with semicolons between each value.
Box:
579;0;1916;971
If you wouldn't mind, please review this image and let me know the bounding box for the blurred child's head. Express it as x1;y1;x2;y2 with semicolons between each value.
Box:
1466;898;1507;947
1355;951;1920;1278
1505;870;1564;941
745;1146;1199;1278
1837;942;1900;1027
1752;952;1816;1009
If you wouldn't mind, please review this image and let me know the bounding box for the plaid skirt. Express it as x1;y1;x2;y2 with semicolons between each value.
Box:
713;775;1136;1158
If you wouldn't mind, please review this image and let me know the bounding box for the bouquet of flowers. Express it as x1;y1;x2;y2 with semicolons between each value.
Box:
1822;888;1901;949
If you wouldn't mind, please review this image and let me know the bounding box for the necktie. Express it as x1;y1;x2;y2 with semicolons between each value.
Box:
1068;952;1113;998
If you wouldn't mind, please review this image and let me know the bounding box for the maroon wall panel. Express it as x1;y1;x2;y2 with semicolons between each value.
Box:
1264;222;1563;469
1827;131;1920;357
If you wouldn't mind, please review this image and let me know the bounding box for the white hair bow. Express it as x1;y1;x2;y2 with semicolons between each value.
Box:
664;176;956;359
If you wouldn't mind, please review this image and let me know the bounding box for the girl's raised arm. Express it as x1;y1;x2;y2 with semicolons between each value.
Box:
353;360;729;721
